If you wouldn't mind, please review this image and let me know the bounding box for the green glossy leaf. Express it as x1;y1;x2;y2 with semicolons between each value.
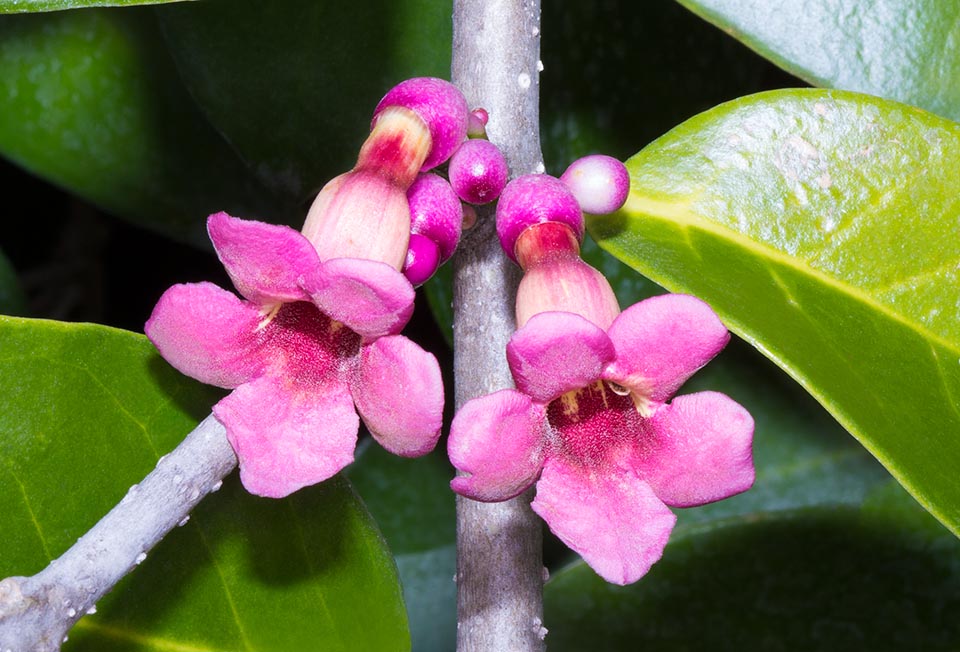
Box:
0;317;409;651
676;0;960;122
545;481;960;650
348;441;457;652
0;9;292;247
0;0;190;14
589;89;960;536
676;337;890;529
156;0;452;200
0;247;25;315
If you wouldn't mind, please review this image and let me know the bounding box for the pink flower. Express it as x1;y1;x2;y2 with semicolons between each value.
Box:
146;212;443;498
449;172;754;585
448;296;754;584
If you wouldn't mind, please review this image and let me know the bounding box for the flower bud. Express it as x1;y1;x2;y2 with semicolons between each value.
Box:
404;234;441;286
449;139;509;205
402;173;463;284
496;174;584;265
560;155;630;215
467;108;489;138
407;173;462;263
373;77;469;171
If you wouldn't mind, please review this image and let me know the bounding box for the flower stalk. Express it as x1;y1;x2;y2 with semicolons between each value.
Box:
451;0;547;650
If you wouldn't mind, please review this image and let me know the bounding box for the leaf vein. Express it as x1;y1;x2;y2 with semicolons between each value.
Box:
193;522;255;651
74;618;234;652
621;194;960;354
286;498;346;651
3;463;53;560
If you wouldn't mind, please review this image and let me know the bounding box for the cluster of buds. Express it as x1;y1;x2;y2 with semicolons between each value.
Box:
402;113;509;284
301;78;509;288
404;99;508;284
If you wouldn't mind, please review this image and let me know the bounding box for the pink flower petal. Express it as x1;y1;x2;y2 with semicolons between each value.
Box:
531;457;676;585
351;335;443;457
207;212;317;304
635;391;755;507
604;294;730;402
145;282;264;388
214;375;359;498
507;311;615;403
306;258;415;339
448;390;547;502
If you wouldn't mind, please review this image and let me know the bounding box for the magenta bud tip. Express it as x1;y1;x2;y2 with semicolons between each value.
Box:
373;77;469;171
407;173;463;262
403;233;442;286
496;174;584;264
448;139;509;205
467;108;489;138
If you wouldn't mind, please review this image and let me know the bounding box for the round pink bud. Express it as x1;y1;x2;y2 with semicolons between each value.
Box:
403;233;441;286
407;173;462;263
496;174;584;264
467;108;489;138
448;139;508;205
373;77;469;171
560;154;630;214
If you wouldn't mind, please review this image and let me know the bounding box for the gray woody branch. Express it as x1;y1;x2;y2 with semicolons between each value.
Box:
452;1;548;651
0;415;236;651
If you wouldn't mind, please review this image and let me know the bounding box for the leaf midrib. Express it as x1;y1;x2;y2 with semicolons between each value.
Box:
620;192;960;354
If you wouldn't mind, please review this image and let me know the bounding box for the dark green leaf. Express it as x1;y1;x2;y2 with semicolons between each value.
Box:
590;89;960;536
545;482;960;650
0;247;25;315
348;441;457;652
0;0;190;14
676;0;960;121
0;317;409;651
156;0;453;200
0;8;292;247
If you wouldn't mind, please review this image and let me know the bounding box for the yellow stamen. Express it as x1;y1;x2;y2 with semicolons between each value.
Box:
256;303;282;331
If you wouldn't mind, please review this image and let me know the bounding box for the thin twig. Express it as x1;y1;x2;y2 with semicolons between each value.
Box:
0;415;236;651
451;1;547;650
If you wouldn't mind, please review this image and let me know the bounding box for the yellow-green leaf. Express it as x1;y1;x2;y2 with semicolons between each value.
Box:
589;89;960;536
